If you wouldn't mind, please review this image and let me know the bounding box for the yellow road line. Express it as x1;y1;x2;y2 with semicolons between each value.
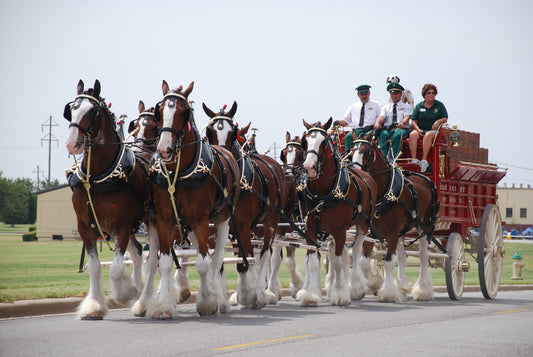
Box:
213;334;315;351
492;308;532;314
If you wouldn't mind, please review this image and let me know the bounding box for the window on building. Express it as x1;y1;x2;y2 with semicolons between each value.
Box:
520;208;527;218
506;208;513;218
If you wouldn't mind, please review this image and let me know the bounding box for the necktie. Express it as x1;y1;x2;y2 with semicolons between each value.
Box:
358;103;365;127
392;103;397;124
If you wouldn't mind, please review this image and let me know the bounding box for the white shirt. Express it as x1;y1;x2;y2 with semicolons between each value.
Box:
342;99;382;129
379;101;412;128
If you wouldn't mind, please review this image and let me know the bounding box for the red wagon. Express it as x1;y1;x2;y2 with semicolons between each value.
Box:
396;125;507;300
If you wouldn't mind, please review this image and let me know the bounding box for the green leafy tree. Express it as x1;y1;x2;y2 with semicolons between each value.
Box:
0;174;36;226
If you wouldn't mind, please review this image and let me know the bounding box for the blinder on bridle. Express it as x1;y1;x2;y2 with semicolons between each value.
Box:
128;111;157;134
63;94;103;136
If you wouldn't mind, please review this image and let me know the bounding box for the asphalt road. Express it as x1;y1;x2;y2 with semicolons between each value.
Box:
1;290;532;357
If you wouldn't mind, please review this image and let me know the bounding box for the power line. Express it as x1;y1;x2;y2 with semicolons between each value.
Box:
492;162;533;171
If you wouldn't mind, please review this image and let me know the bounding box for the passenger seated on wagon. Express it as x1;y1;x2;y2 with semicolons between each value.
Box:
408;83;448;173
333;84;382;152
375;83;411;161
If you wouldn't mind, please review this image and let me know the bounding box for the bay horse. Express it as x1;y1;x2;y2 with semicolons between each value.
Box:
64;80;148;319
235;123;296;302
149;80;240;318
299;118;377;306
203;103;299;305
351;132;440;302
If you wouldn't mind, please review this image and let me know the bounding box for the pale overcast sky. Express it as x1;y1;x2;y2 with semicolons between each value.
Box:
1;0;532;186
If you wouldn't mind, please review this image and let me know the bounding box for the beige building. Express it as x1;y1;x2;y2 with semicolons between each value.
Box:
36;185;78;240
496;184;533;226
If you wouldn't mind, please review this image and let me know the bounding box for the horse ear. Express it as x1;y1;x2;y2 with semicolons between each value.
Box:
139;100;145;114
93;80;101;98
77;80;84;95
286;131;291;143
162;80;169;95
303;118;312;130
242;122;251;133
231;126;238;144
183;82;194;98
227;101;238;118
324;117;332;131
202;103;216;118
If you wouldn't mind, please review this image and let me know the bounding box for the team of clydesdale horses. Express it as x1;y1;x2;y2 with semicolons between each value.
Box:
64;79;439;320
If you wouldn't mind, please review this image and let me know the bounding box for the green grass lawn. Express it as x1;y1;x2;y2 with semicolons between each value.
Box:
1;233;531;302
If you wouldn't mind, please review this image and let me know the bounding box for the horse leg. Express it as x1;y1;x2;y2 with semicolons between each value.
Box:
195;219;228;316
128;235;144;293
266;234;283;303
231;222;258;309
132;222;159;317
412;235;434;301
174;257;191;303
297;251;322;306
395;237;413;294
77;226;107;319
330;236;351;306
109;229;139;306
359;240;383;295
285;246;303;298
145;220;177;319
324;240;334;297
349;232;368;301
377;249;404;303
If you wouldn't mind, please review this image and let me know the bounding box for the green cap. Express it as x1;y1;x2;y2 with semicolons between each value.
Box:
355;84;371;94
387;83;405;92
512;252;523;259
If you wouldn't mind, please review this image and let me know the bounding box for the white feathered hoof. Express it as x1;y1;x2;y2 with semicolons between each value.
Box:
265;289;279;305
298;290;320;306
396;279;413;295
377;286;404;303
330;286;351;306
196;293;219;316
290;277;303;299
350;285;366;301
131;299;146;317
412;280;434;301
229;291;239;306
77;296;108;320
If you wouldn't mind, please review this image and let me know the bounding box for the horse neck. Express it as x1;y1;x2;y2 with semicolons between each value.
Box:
309;154;338;196
174;125;200;173
367;148;391;198
82;111;120;175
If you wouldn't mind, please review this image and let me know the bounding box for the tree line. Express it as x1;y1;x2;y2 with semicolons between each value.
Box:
0;171;62;227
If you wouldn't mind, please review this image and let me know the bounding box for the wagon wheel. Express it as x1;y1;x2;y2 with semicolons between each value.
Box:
477;204;504;299
445;233;466;300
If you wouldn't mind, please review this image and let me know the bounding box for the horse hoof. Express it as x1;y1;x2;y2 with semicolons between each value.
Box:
151;311;172;320
133;311;146;318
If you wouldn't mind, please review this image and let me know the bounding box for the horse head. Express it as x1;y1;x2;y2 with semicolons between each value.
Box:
155;80;194;159
301;117;333;179
129;100;158;154
280;131;305;176
64;79;104;155
351;131;389;176
236;122;258;153
203;101;238;149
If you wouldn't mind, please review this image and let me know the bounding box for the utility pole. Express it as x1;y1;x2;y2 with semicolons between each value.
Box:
265;142;282;161
41;116;58;188
32;165;44;191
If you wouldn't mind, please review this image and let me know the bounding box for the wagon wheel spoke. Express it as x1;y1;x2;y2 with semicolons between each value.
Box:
445;233;466;300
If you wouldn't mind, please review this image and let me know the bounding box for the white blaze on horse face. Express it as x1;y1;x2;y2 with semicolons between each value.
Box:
285;147;297;175
303;131;323;179
213;120;231;148
352;143;364;165
157;101;177;159
65;98;93;155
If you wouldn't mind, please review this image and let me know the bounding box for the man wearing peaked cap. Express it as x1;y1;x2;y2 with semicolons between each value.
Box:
374;82;412;160
333;84;382;153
